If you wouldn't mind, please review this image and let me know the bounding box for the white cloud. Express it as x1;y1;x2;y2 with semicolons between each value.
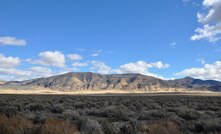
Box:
182;0;201;7
58;67;79;74
91;60;170;79
0;54;40;81
91;50;103;57
67;54;83;61
149;61;170;69
197;58;206;64
0;54;20;68
114;61;151;74
113;61;169;78
200;0;221;23
72;62;88;67
191;23;221;42
0;58;170;81
0;68;31;76
76;48;87;51
0;66;59;81
0;66;54;80
28;51;65;68
0;75;14;81
91;53;99;57
191;0;221;42
176;61;221;81
0;36;26;46
170;42;177;47
29;66;53;77
91;61;112;74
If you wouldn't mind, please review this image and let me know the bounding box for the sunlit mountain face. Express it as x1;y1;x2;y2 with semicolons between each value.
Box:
1;72;221;92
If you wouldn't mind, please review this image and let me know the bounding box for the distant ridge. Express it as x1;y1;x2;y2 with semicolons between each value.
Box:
0;80;5;85
1;72;221;92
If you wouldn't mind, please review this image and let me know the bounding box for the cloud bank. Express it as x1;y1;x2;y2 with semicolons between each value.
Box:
91;60;170;79
191;0;221;42
27;51;65;68
176;61;221;81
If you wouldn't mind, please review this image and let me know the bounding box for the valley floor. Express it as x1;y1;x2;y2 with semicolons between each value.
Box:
0;88;219;96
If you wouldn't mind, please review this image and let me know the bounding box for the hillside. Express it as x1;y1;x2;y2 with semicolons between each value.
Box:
1;72;221;92
0;80;5;85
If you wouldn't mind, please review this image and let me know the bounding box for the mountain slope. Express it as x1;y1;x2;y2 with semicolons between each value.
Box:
1;72;221;92
0;80;5;85
168;77;221;91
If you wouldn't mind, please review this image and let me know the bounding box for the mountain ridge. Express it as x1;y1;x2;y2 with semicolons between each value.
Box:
1;72;221;92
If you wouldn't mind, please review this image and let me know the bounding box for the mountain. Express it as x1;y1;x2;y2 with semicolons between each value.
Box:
168;77;221;91
0;80;5;85
1;72;221;92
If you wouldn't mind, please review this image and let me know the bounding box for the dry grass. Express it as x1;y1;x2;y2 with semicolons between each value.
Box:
0;114;36;134
0;114;79;134
0;87;217;95
41;118;78;134
140;121;181;134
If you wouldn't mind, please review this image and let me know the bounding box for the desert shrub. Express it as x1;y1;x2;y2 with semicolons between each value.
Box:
41;118;78;134
129;118;139;131
0;106;18;117
143;103;161;110
32;115;47;124
27;103;43;112
82;119;104;134
178;110;201;121
207;105;220;111
51;105;64;114
138;110;173;120
10;102;23;112
166;107;178;113
182;120;197;133
101;121;120;134
120;124;135;134
62;109;79;120
87;108;108;117
73;114;103;134
73;115;87;130
149;110;172;119
217;110;221;118
59;98;64;103
194;119;221;133
1;95;221;134
103;106;128;121
127;102;144;112
77;109;86;116
120;119;139;134
74;102;86;109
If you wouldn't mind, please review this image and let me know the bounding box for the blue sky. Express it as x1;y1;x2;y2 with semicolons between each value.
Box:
0;0;221;81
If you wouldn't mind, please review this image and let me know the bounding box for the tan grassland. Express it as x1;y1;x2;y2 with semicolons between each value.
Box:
0;87;220;96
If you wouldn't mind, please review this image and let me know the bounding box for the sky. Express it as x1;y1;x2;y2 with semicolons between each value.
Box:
0;0;221;81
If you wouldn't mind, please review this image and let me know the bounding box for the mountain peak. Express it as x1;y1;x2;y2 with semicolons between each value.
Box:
183;76;194;79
